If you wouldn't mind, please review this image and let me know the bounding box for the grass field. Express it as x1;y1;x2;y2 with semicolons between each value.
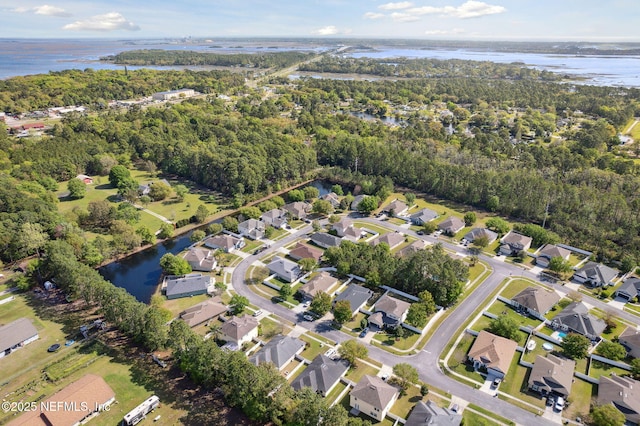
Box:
299;334;329;360
500;355;545;409
564;378;595;420
389;384;423;419
500;278;542;299
372;329;421;351
345;364;379;383
161;293;210;317
486;300;543;329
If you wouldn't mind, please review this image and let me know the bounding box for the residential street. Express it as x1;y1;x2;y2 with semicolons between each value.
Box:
230;218;635;426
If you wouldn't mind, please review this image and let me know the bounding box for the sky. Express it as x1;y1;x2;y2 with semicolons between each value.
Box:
0;0;638;42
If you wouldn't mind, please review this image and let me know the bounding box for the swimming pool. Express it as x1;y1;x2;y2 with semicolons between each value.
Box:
558;332;567;338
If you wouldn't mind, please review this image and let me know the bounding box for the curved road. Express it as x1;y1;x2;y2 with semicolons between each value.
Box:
231;218;638;426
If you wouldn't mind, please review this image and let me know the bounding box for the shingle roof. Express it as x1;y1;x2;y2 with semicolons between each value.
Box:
438;217;465;234
405;400;462;426
0;318;38;352
410;208;438;224
283;202;310;218
261;208;286;221
384;199;408;214
310;232;342;248
574;262;618;285
183;247;216;271
617;278;640;298
165;274;211;298
221;315;259;342
538;244;571;260
179;298;227;327
552;302;606;338
332;219;353;234
464;228;498;244
374;294;411;319
289;242;323;262
300;272;338;298
267;256;300;280
204;234;242;251
249;335;305;370
597;375;640;425
334;284;373;314
397;240;427;258
468;330;518;375
512;287;560;316
501;231;533;250
370;232;405;249
291;354;349;395
528;354;576;396
350;375;399;411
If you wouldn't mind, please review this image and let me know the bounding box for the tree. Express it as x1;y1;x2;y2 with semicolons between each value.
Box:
190;230;206;242
312;199;334;216
621;256;637;274
194;204;209;223
328;214;340;224
174;184;188;202
299;258;318;273
310;292;332;316
18;222;49;257
488;316;520;341
405;303;430;328
159;253;192;275
631;358;640;379
312;220;321;232
596;341;627;361
136;225;156;245
271;195;285;207
486;195;500;212
87;200;114;229
288;189;305;202
485;217;510;235
239;206;262;219
331;184;344;196
590;404;625;426
473;235;489;249
405;193;416;206
149;181;172;201
108;165;131;188
562;333;590;359
158;222;174;239
230;294;249;315
67;178;86;199
279;283;293;300
338;339;368;367
393;363;419;395
420;383;429;396
139;195;151;208
303;186;320;200
358;196;378;215
548;256;573;279
422;222;437;234
222;216;239;233
333;300;353;325
463;212;476;226
207;223;223;235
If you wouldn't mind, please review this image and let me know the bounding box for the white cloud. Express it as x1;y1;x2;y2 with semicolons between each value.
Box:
363;12;385;20
312;25;339;36
424;28;465;35
408;1;506;19
391;12;420;22
63;12;140;31
11;4;71;17
378;1;414;10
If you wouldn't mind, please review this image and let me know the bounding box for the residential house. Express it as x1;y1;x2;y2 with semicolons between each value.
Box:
261;208;288;229
299;272;339;300
350;375;399;421
463;228;498;245
396;240;426;258
138;179;171;196
438;217;465;236
179;298;227;328
249;335;305;371
573;262;618;287
536;244;571;268
511;286;560;320
369;294;411;329
203;234;245;252
237;218;265;240
0;318;38;359
310;232;342;249
283;202;310;220
152;88;195;100
164;274;213;300
291;354;349;396
221;315;259;346
410;208;439;226
267;256;301;283
7;374;115;426
288;242;323;263
499;231;533;256
370;232;405;251
405;400;462;426
619;327;640;358
75;174;93;184
332;219;362;242
528;354;576;398
183;247;217;272
383;199;408;217
615;277;640;301
467;330;518;379
351;195;366;210
320;192;340;208
550;302;606;340
334;284;373;316
597;375;640;425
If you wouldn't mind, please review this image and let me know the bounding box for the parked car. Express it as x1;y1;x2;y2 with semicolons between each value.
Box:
491;378;501;389
555;397;565;412
451;404;459;413
47;343;61;352
416;230;424;235
359;327;369;338
303;314;314;321
252;310;263;317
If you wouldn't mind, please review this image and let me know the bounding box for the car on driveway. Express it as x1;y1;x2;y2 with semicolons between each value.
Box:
359;327;369;338
491;378;501;389
554;397;565;412
253;310;263;317
303;314;314;321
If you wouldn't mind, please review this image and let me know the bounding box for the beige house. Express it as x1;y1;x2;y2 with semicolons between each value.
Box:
528;354;575;397
499;231;533;256
350;375;399;421
511;286;560;320
370;232;405;251
299;272;339;300
467;330;518;379
221;315;259;346
536;244;570;268
179;298;227;328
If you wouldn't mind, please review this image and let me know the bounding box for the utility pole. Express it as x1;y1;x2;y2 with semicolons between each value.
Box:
542;200;550;229
354;156;359;174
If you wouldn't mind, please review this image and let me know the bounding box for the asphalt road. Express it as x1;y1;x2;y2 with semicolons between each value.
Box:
231;218;635;426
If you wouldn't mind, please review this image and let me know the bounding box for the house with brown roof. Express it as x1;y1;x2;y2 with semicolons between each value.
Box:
467;330;518;379
370;232;405;251
405;400;462;426
536;244;571;268
438;217;465;236
299;272;339;300
370;294;411;328
383;199;408;217
619;327;640;358
179;297;227;328
288;242;323;262
332;219;362;242
528;354;576;398
221;315;259;346
597;375;640;425
396;240;426;258
320;192;340;208
0;318;38;359
204;234;245;252
499;231;533;256
261;208;288;229
7;374;115;426
183;247;217;272
511;286;560;320
283;201;310;220
350;375;399;421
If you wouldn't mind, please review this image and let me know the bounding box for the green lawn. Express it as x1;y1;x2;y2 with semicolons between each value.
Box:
326;381;348;406
486;301;543;330
389;384;423;419
464;405;515;425
470;315;492;332
241;239;264;253
388;217;407;226
500;278;542;299
565;378;596;421
162;293;210;316
589;360;629;379
521;337;560;363
353;221;393;236
446;334;484;383
624;303;640;317
344;312;367;332
345;364;379;383
372;329;421;351
467;262;489;283
259;317;287;341
299;334;329;360
500;354;545;409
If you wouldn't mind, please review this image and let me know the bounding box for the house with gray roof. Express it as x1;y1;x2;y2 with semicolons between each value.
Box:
267;256;301;283
320;192;340;208
334;284;373;316
0;318;38;359
536;244;571;268
310;232;342;249
351;195;366;210
204;234;245;252
164;274;213;300
260;208;288;229
405;400;462;426
410;208;439;226
291;354;349;397
397;240;427;258
550;302;606;340
615;277;640;301
221;315;259;346
370;294;411;328
619;327;640;358
499;231;533;256
237;218;265;240
438;217;465;236
528;354;576;398
183;247;217;272
370;232;405;250
179;297;227;327
249;335;305;371
511;286;560;320
463;228;498;245
573;262;618;287
332;219;362;242
299;272;339;300
350;375;399;421
283;202;310;220
597;375;640;425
